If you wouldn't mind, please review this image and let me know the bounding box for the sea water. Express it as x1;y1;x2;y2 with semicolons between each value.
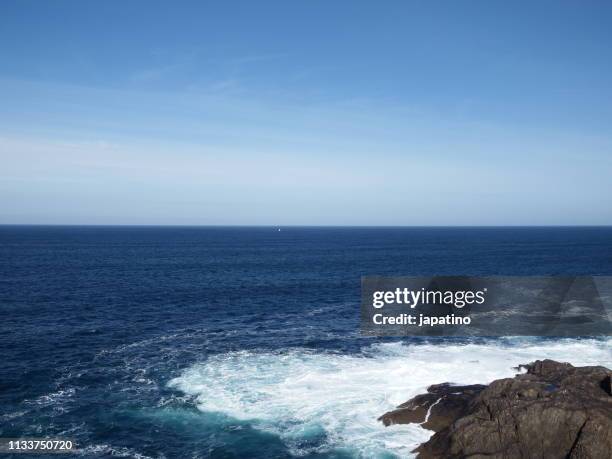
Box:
1;226;611;458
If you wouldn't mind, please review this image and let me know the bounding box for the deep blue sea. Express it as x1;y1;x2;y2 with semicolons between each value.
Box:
1;226;611;458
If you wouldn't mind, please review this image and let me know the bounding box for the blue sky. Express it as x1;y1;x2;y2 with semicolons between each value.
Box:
1;1;611;225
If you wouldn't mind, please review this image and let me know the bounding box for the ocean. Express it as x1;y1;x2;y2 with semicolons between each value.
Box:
1;226;611;458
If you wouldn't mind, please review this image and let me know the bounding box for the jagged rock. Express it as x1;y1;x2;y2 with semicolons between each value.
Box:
378;383;486;432
379;360;612;459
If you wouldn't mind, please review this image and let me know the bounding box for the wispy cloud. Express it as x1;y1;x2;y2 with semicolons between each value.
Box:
225;52;288;66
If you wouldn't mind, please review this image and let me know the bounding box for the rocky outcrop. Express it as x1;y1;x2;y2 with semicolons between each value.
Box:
378;360;612;458
378;383;487;432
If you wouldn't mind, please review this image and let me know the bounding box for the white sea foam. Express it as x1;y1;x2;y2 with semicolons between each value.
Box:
168;339;612;458
76;444;161;459
26;388;76;408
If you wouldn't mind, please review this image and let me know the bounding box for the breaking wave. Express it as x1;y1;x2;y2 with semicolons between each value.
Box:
169;338;612;457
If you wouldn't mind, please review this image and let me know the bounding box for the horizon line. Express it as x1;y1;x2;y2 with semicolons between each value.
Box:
1;224;612;228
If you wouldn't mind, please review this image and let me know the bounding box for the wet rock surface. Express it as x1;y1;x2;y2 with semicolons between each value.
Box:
379;360;612;458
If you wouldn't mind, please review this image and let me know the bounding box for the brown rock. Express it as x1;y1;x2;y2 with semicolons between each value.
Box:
379;360;612;459
378;383;486;432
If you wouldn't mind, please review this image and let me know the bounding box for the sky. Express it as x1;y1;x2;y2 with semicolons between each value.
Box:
1;0;611;225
